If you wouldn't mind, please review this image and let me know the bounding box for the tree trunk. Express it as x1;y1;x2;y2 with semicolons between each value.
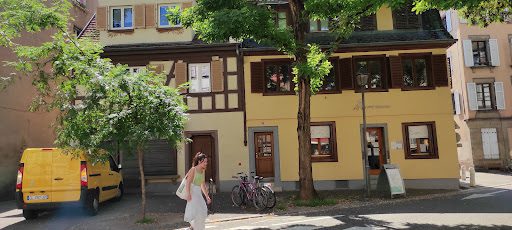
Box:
137;145;146;218
289;0;317;200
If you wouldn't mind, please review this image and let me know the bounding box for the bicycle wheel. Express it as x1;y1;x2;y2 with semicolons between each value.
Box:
231;185;245;207
252;187;267;211
262;186;276;209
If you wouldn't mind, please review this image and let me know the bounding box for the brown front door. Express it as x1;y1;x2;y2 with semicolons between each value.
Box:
366;127;386;175
190;135;216;183
254;132;274;178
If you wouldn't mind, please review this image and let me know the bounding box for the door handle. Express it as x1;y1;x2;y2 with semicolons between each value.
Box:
54;177;64;181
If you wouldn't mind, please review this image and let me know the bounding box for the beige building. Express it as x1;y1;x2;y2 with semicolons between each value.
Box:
0;0;98;201
443;10;512;170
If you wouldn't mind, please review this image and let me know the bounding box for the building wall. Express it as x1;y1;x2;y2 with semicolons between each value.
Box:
244;49;460;189
445;10;512;169
0;0;97;201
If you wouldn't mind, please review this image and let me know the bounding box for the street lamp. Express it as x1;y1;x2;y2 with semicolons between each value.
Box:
357;73;370;198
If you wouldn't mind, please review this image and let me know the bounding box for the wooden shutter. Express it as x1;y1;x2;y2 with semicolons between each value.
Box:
489;39;500;66
96;7;107;30
134;5;145;29
145;4;156;28
432;54;448;87
481;128;499;160
174;62;187;93
357;15;376;31
463;40;475;67
339;58;353;90
182;2;193;9
389;56;403;88
211;60;224;92
494;82;505;110
250;62;264;93
466;83;478;110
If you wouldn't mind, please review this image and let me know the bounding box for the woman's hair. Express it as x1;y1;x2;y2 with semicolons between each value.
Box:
192;152;207;167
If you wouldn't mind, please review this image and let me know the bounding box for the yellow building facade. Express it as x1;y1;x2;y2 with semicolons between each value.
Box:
243;5;460;190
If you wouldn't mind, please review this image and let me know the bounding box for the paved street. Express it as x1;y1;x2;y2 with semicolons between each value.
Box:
1;172;511;230
200;183;512;230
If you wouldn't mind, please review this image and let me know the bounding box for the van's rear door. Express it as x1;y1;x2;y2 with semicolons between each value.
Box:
21;149;53;203
52;150;81;202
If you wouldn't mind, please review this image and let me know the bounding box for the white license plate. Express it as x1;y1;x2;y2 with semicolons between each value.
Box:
27;195;48;201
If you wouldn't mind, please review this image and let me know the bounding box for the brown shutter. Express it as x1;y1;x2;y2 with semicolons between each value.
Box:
389;56;403;88
329;58;340;91
145;4;156;28
174;62;187;93
356;14;377;31
432;54;448;87
134;5;145;29
339;58;354;90
96;7;107;30
211;60;224;92
250;62;264;93
182;2;193;9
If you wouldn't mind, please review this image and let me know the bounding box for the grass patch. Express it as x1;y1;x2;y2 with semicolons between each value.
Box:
136;217;155;224
293;198;337;207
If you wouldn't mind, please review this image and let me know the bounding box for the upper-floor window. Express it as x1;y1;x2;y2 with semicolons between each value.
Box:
402;55;431;88
111;6;133;29
472;41;489;66
275;11;288;29
264;61;293;94
476;83;494;110
319;60;338;92
467;81;505;111
159;4;181;28
188;63;211;93
353;56;387;91
392;4;421;30
309;19;329;32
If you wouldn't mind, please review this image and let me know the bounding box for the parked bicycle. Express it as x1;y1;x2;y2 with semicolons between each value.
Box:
231;172;276;210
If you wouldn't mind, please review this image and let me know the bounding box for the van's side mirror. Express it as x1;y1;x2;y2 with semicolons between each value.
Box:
118;164;122;170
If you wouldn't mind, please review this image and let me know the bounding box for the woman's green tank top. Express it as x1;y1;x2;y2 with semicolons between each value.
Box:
192;168;204;186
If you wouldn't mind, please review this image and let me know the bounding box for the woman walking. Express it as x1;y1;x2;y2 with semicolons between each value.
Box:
184;152;211;230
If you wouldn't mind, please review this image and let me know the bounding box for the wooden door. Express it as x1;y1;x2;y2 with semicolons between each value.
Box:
366;127;385;175
254;132;274;178
190;135;216;183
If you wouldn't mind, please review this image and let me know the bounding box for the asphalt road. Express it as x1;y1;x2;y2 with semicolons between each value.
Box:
201;184;512;230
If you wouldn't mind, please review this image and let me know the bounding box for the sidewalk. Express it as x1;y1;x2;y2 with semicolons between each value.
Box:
460;171;512;189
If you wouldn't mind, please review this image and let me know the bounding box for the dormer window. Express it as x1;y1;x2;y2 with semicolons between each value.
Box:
276;11;288;29
111;6;133;30
393;4;421;30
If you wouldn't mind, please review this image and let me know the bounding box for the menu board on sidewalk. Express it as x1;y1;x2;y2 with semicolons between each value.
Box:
383;164;406;198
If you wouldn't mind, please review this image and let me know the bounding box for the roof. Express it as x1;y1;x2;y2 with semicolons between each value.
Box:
78;14;99;41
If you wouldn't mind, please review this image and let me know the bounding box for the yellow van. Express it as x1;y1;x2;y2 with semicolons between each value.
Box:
15;148;123;219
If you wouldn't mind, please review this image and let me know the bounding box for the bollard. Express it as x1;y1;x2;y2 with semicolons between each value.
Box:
461;166;467;180
469;167;476;187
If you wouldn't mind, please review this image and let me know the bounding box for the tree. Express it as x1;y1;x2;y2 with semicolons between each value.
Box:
1;0;188;220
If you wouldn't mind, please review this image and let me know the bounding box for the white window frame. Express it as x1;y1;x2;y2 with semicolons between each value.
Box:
127;66;145;74
158;4;182;28
111;6;134;30
188;63;211;93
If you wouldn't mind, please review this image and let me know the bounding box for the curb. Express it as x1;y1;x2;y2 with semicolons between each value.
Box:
206;214;269;224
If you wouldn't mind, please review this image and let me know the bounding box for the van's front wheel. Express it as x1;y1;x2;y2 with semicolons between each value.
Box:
22;209;38;220
84;190;99;216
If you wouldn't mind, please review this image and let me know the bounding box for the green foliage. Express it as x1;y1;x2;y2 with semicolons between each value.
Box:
136;217;156;224
292;44;332;94
414;0;511;27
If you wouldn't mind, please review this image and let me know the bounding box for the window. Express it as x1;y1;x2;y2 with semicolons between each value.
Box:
159;4;181;28
392;4;421;29
111;6;133;29
355;14;377;31
319;61;337;92
264;61;293;94
354;57;386;90
188;63;211;93
402;55;431;88
476;83;494;110
309;19;329;32
447;56;452;88
402;122;438;159
127;66;145;74
275;11;288;29
472;40;489;66
311;122;337;162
